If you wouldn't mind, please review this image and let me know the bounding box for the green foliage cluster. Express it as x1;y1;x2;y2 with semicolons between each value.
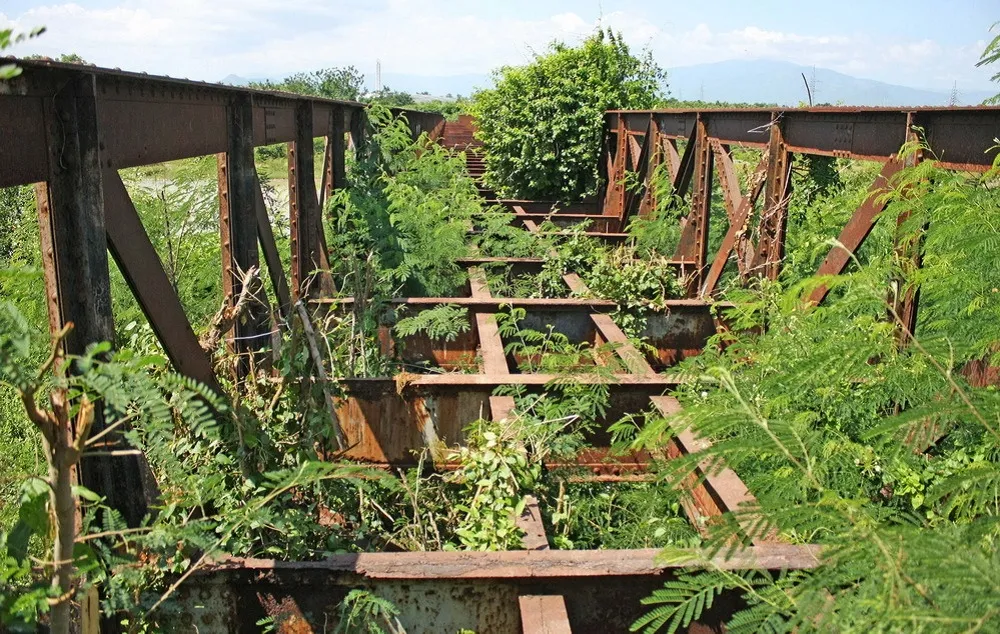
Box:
0;191;47;538
368;88;415;108
0;295;405;628
977;21;1000;104
470;206;546;258
394;304;470;343
545;480;700;551
334;590;405;634
658;98;778;109
448;419;536;550
482;261;566;299
251;66;366;101
120;158;225;328
405;98;471;120
624;164;686;258
538;225;683;336
471;29;664;201
497;305;620;374
619;151;1000;632
0;27;45;79
328;105;481;298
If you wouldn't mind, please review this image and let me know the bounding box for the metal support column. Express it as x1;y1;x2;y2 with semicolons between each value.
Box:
218;93;268;379
35;71;149;527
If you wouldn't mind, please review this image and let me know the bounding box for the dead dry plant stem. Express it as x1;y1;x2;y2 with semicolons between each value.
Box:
295;300;348;451
199;264;261;353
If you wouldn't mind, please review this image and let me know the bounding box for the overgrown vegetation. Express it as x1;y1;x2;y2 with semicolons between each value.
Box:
3;29;1000;631
471;29;665;201
616;144;1000;632
327;105;480;299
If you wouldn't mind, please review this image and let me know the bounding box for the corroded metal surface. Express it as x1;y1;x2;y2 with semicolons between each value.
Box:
168;546;821;632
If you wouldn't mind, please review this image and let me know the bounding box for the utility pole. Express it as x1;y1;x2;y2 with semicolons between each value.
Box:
376;59;382;94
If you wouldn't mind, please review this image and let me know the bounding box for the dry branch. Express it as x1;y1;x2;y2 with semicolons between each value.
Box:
199;265;261;353
294;301;347;451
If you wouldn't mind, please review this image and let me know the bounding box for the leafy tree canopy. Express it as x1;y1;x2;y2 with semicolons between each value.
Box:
23;52;88;65
368;87;414;108
470;28;665;202
252;66;366;101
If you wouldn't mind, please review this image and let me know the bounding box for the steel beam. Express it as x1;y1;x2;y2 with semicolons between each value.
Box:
103;170;221;392
711;139;743;224
253;174;292;320
320;105;349;207
638;119;664;217
606;107;1000;171
602;116;628;221
808;159;905;305
622;116;655;225
0;62;443;188
670;123;698;200
288;100;332;298
674;117;713;291
34;72;148;528
218;94;269;378
700;155;769;297
750;119;793;279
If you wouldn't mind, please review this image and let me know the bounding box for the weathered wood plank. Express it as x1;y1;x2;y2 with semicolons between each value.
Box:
207;544;822;579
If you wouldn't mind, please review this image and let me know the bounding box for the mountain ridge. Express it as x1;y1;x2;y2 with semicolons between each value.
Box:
219;60;996;107
665;59;993;107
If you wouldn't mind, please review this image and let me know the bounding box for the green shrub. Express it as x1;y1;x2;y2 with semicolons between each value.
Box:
470;29;664;201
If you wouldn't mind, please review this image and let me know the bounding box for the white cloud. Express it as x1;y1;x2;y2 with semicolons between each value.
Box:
0;2;993;91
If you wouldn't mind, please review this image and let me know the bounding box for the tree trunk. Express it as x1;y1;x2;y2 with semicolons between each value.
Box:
45;428;77;634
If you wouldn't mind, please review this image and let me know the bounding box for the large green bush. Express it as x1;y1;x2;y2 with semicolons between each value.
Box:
470;29;664;202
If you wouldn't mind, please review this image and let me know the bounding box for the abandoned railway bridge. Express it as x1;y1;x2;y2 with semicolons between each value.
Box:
1;58;999;632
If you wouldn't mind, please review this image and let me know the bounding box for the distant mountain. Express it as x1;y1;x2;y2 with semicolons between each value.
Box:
218;72;486;99
220;60;994;107
220;74;257;86
379;72;488;98
666;59;993;107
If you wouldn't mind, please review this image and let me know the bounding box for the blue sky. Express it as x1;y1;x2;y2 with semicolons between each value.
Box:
1;0;996;92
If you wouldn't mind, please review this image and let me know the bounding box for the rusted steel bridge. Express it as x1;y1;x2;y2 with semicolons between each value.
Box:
1;59;999;632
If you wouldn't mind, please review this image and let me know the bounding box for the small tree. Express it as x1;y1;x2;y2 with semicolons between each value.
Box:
977;21;1000;104
470;29;665;202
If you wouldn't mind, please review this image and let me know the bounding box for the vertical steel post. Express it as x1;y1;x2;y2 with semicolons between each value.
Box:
753;114;792;279
218;93;268;379
674;115;713;292
638;115;662;218
349;107;367;157
35;72;149;527
607;116;628;219
319;108;336;210
596;114;613;210
331;106;348;192
289;100;333;299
